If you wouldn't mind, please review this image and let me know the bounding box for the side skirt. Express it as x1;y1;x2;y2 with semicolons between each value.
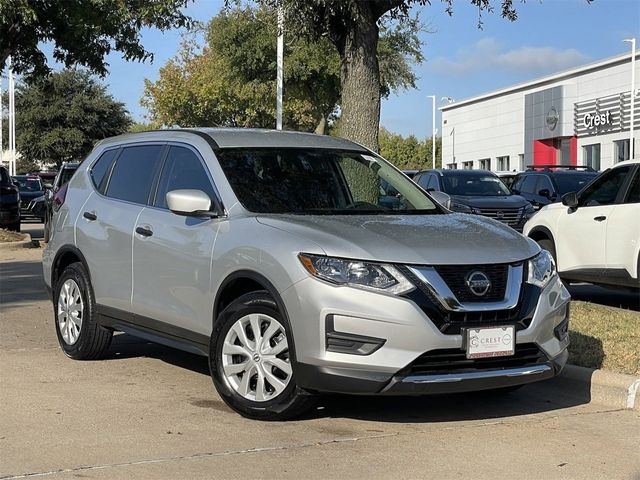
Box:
96;304;210;357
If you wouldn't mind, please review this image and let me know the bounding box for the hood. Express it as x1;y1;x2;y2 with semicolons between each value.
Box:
256;213;539;265
450;194;529;209
18;190;43;201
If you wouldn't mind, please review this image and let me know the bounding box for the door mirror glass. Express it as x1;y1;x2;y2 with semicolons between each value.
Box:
561;191;579;209
538;188;551;199
430;190;451;210
166;189;214;217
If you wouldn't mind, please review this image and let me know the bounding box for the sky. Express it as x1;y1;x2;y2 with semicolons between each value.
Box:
95;0;640;139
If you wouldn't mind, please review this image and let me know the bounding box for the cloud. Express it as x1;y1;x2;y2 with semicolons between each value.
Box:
429;38;590;75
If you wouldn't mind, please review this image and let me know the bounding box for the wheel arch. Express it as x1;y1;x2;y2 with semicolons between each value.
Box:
51;245;93;296
527;225;555;246
212;269;298;362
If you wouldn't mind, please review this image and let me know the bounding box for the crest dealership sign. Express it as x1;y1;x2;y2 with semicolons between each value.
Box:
583;110;612;129
574;92;632;137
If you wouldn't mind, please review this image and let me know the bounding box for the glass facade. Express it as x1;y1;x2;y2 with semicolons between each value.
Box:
583;143;601;170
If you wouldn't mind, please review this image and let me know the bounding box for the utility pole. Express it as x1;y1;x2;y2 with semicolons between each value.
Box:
624;38;636;159
427;95;436;169
8;57;16;176
276;4;284;130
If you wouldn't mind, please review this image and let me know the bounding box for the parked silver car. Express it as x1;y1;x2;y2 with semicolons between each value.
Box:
42;129;570;420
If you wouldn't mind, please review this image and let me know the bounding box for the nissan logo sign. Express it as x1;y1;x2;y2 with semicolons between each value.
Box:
465;271;491;297
583;111;612;129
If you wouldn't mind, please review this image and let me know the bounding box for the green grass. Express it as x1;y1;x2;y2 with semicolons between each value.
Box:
568;301;640;376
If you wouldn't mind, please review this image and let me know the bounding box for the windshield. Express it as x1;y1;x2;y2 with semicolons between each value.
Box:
554;173;598;195
442;174;511;196
13;176;43;192
59;167;78;187
216;148;440;215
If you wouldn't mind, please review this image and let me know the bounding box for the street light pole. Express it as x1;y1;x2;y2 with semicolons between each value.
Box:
276;4;284;130
8;57;15;176
427;95;436;169
624;38;636;159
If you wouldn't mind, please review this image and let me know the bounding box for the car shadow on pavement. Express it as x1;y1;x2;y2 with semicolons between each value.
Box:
0;259;49;306
104;333;595;424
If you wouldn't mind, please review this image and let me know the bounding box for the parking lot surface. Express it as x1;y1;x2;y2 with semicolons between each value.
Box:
1;229;639;479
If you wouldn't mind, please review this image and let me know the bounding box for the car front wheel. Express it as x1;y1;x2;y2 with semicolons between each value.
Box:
209;291;314;420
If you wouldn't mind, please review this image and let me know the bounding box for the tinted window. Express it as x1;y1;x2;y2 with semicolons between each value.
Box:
520;175;538;194
554;172;598;195
58;166;78;187
154;147;217;209
426;175;439;190
216;149;438;214
0;167;9;185
91;150;119;193
535;175;554;194
624;170;640;204
579;167;631;207
416;174;429;189
13;176;43;192
442;173;511;196
106;145;164;204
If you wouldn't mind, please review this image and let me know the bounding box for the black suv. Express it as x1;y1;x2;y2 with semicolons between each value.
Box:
43;162;79;242
511;165;599;209
0;166;21;231
12;174;45;222
414;169;535;231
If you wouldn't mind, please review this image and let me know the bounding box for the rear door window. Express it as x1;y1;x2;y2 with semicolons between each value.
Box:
426;175;439;191
106;145;165;204
623;169;640;204
154;146;217;210
90;149;119;193
520;175;538;194
535;175;554;194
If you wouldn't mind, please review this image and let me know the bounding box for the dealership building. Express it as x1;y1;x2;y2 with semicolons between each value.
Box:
440;51;640;172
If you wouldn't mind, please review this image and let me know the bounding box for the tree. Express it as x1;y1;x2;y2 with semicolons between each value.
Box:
255;0;519;151
14;70;131;167
0;0;193;76
142;6;423;133
378;127;441;169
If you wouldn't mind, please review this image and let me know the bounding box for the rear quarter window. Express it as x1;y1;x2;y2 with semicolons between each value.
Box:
90;149;119;193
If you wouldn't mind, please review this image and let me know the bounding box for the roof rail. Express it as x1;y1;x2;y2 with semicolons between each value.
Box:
525;165;596;172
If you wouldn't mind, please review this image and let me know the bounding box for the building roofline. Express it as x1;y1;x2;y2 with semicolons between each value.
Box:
440;51;640;112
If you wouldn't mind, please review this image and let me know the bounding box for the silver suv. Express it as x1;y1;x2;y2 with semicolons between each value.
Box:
43;129;570;420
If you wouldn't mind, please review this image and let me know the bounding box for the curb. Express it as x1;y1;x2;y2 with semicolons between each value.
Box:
0;233;35;250
561;364;640;411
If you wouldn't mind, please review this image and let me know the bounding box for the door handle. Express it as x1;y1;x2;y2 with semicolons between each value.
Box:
593;216;606;222
83;211;97;221
135;226;153;237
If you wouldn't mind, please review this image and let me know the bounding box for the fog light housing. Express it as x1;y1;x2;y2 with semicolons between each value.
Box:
554;309;570;342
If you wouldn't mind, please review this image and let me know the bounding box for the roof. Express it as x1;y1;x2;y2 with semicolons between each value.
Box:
419;169;496;176
440;51;640;112
100;128;369;152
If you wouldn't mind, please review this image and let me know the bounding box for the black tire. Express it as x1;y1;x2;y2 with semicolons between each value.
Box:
8;221;20;232
209;291;314;420
54;262;112;359
536;238;556;264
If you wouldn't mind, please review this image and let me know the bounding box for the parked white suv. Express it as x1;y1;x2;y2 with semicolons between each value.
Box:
524;159;640;290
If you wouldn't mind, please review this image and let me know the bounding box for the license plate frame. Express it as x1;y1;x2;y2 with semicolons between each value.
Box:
465;325;515;359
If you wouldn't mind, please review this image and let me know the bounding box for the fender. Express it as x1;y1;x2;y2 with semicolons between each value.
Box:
527;225;555;245
51;245;93;299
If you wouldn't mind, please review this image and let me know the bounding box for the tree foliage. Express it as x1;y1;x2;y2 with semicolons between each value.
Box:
142;6;423;132
13;70;131;167
0;0;193;76
378;127;441;169
251;0;519;151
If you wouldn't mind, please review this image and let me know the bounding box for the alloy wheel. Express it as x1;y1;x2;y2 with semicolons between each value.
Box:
57;279;84;345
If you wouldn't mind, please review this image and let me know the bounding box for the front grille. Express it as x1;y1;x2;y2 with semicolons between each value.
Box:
399;266;539;336
433;264;509;303
402;343;547;375
476;207;524;229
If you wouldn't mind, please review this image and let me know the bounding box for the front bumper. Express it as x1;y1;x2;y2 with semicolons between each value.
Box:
284;273;570;396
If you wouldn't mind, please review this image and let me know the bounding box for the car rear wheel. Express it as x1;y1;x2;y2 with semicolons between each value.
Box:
54;262;112;359
209;291;314;420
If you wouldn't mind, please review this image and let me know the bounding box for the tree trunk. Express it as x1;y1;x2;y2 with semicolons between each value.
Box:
314;115;326;135
336;4;381;153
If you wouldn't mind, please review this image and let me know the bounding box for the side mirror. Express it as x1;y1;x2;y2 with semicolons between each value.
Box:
538;188;551;199
561;191;579;209
430;190;451;210
166;189;217;217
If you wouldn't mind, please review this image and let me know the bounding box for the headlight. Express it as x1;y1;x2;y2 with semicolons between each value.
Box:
298;253;414;295
450;202;473;213
527;250;556;288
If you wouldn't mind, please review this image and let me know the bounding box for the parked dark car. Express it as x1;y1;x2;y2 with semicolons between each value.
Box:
414;169;535;231
511;165;599;210
0;166;21;231
11;174;45;222
43;162;79;242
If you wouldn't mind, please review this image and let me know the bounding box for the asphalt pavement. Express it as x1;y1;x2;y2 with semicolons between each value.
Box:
1;225;639;479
